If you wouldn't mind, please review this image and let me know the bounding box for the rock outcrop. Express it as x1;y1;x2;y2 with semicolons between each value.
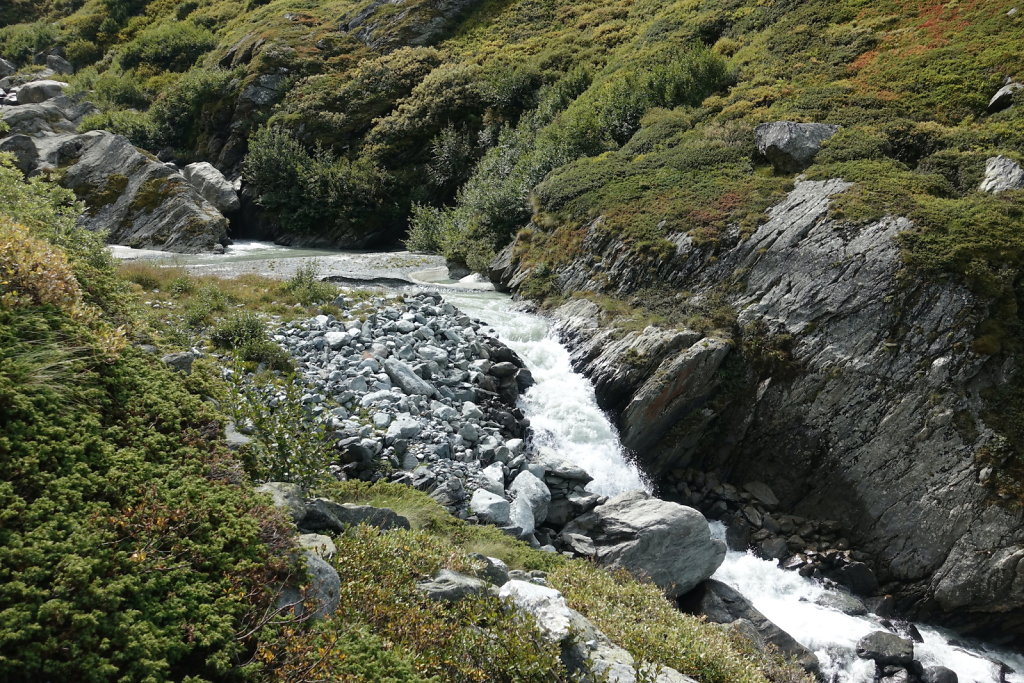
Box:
979;155;1024;194
499;579;699;683
680;579;819;673
1;92;228;252
491;178;1024;646
988;80;1022;113
346;0;485;52
181;161;241;213
16;79;68;104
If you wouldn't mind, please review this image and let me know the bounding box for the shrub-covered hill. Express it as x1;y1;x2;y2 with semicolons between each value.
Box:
0;159;810;681
0;157;298;679
2;0;1020;267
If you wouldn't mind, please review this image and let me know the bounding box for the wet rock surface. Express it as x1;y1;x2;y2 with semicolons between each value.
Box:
680;579;819;673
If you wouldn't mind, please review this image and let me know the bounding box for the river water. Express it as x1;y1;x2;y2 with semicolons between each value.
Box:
118;241;1023;682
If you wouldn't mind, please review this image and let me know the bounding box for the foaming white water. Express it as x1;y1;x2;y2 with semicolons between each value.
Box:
444;290;649;497
708;523;1024;682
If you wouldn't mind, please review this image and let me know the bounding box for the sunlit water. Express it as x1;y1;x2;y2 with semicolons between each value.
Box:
114;242;1024;680
442;289;651;497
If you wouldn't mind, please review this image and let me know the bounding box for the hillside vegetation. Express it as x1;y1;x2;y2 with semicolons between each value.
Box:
1;0;1019;281
0;157;811;681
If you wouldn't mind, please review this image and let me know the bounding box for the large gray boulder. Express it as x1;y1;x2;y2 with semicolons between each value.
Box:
277;550;340;620
0;58;16;78
296;533;336;560
255;481;305;524
181;161;240;213
979;155;1024;194
561;491;725;598
45;55;74;76
384;358;437;397
469;488;510;525
0;96;91;136
755;121;839;173
509;495;537;537
416;569;494;601
498;579;575;640
0;134;40;173
16;79;68;104
508;470;551;525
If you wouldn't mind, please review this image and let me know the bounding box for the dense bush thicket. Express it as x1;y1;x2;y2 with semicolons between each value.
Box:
0;158;300;680
242;126;394;240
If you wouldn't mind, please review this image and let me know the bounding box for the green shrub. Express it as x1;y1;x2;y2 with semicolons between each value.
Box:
237;338;292;371
148;67;237;151
71;65;153;110
0;157;128;320
282;46;444;149
243;126;393;241
79;109;160;149
284;262;336;305
210;311;266;349
0;21;58;64
229;375;334;490
310;525;566;681
404;203;452;253
63;37;102;67
169;274;196;296
183;284;229;327
0;308;297;681
549;563;789;683
119;21;217;72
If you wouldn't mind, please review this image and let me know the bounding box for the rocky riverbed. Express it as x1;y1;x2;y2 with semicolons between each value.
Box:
237;290;727;593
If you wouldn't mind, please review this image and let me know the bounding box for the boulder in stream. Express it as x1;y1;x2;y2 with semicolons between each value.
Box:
855;630;914;666
560;490;725;598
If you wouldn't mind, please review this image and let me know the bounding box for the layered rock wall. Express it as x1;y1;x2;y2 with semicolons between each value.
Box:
492;179;1024;645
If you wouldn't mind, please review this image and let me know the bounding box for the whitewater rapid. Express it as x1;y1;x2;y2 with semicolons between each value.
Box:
444;289;650;497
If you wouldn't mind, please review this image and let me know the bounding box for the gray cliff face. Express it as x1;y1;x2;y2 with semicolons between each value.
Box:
493;179;1024;644
1;94;228;253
